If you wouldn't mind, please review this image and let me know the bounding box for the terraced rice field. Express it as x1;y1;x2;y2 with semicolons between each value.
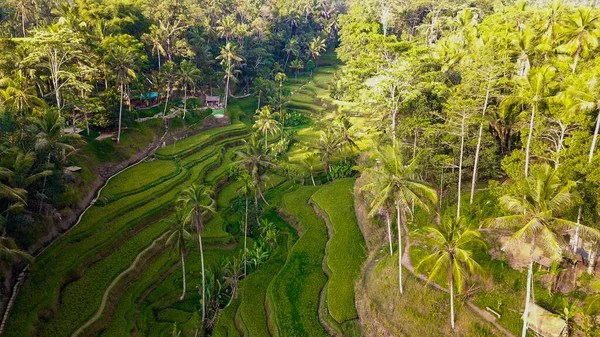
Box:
5;64;367;337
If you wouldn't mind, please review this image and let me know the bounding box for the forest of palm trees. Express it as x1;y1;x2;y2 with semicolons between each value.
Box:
4;0;600;336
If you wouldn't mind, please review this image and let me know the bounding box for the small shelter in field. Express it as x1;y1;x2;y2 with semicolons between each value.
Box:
523;303;567;337
205;95;221;108
135;92;160;108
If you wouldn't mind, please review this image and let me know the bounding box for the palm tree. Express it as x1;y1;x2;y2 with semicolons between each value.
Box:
512;65;557;177
253;77;270;110
253;106;280;149
0;167;27;207
512;27;535;78
34;109;81;211
0;70;45;116
308;36;326;66
566;76;600;163
178;60;202;120
357;145;438;294
235;136;275;212
318;128;341;174
415;216;485;330
216;42;243;109
489;165;600;337
165;206;193;301
301;152;320;186
274;72;287;122
216;15;236;43
178;184;215;322
0;236;33;266
558;8;600;73
283;38;300;71
335;114;359;162
160;61;176;118
289;59;304;83
143;25;166;70
236;173;255;276
105;45;138;143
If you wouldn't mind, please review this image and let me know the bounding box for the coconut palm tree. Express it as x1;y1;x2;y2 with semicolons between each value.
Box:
283;38;299;71
253;106;280;149
301;152;320;186
289;59;304;83
216;42;243;109
415;216;485;330
0;236;33;266
0;70;45;116
489;165;600;337
165;206;193;301
178;184;215;322
33;109;81;211
236;172;255;276
511;65;557;177
357;145;438;294
253;77;270;110
566;75;600;163
143;25;166;70
274;72;287;122
160;61;176;118
558;8;600;73
318;128;341;175
178;60;202;119
105;45;138;143
235;136;275;209
308;36;326;66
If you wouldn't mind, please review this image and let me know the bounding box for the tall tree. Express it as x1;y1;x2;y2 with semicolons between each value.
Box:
489;165;600;337
101;34;143;143
558;8;600;73
358;145;438;294
216;43;243;109
165;206;193;301
178;60;202;119
253;106;280;149
308;36;326;66
416;216;485;330
179;184;215;322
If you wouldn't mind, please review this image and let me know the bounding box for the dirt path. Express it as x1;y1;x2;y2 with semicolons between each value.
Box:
70;232;168;337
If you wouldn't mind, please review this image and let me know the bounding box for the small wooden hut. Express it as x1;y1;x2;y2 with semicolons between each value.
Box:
523;303;567;337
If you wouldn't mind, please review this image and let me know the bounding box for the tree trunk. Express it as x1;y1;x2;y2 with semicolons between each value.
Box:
471;82;491;204
257;93;261;110
588;243;597;275
183;84;188;120
524;105;536;177
180;249;187;301
387;213;393;255
244;197;248;276
450;274;455;330
522;235;536;337
39;153;51;213
264;130;268;149
197;215;206;322
396;204;403;294
572;52;579;74
117;80;124;143
310;171;315;186
457;114;465;219
224;59;231;109
588;110;600;163
163;85;170;117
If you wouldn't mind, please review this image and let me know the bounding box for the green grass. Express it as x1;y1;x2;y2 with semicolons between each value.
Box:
99;159;179;201
267;185;329;337
311;178;366;324
155;123;247;158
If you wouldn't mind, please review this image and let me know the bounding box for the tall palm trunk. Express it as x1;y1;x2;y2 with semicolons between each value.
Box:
257;93;261;110
450;272;455;330
471;82;491;204
524;105;536;177
196;213;206;322
183;84;188;120
588;242;597;275
310;171;315;186
244;197;249;276
180;247;187;301
522;235;536;337
457;114;466;218
264;130;268;149
589;110;600;163
224;59;231;109
117;80;124;143
386;212;393;255
396;204;403;294
163;83;170;117
39;153;51;213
